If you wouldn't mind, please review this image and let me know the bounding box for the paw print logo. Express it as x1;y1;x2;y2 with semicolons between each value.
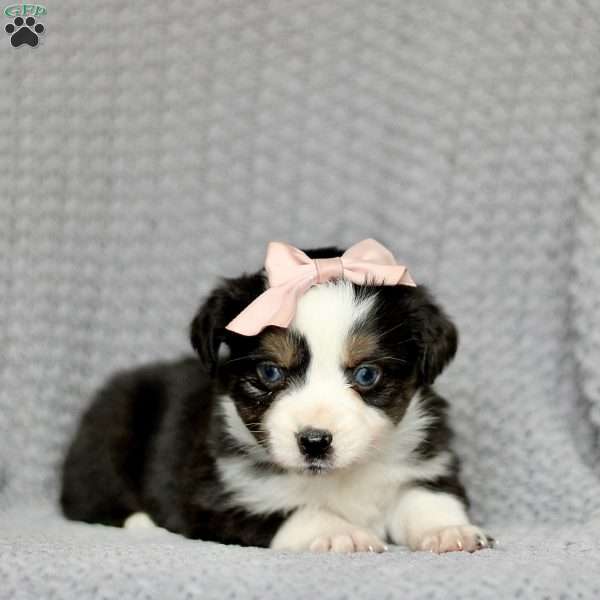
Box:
5;16;44;47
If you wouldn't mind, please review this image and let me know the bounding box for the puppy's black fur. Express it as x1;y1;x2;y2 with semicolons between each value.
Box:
61;246;465;547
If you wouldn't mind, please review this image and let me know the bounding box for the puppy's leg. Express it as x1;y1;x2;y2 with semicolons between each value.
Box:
61;367;167;527
387;487;490;553
271;507;387;553
124;512;158;530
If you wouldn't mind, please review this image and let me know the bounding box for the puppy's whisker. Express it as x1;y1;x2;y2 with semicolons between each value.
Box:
375;355;409;363
377;321;408;338
224;353;263;365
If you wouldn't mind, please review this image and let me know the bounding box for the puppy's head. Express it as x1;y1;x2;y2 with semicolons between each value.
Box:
191;247;457;474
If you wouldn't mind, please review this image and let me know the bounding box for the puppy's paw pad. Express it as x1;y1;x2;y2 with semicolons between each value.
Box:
310;529;387;553
416;525;492;554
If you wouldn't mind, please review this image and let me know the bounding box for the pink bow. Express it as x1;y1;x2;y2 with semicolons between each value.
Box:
225;239;416;336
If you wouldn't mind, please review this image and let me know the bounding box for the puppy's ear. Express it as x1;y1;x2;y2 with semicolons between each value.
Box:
190;285;229;374
190;273;265;374
412;288;458;385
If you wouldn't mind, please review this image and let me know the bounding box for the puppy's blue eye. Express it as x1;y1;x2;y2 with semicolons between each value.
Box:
257;362;285;386
352;364;382;389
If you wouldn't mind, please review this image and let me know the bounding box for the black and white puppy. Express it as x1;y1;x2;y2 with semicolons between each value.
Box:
61;246;490;553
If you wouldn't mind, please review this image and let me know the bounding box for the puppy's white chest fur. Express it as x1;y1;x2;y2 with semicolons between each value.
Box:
217;392;451;538
217;456;390;533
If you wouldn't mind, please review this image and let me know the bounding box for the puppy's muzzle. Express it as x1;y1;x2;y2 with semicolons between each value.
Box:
296;427;333;459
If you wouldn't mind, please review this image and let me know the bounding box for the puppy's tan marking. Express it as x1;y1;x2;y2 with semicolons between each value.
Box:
261;330;303;368
344;332;379;368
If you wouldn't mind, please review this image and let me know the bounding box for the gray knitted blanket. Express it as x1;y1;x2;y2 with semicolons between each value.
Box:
1;1;600;598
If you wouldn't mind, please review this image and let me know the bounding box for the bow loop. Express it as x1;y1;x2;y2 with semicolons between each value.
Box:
342;238;397;265
264;242;313;287
225;239;416;336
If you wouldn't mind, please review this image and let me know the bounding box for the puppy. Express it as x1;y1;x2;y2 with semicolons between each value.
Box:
61;241;491;553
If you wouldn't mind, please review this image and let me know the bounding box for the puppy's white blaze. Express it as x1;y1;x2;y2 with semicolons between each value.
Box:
292;280;374;372
265;281;384;470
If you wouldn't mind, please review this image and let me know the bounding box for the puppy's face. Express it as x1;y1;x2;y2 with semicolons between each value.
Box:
191;248;457;474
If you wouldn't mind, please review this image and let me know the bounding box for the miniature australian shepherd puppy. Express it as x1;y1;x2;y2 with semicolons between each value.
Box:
61;241;492;554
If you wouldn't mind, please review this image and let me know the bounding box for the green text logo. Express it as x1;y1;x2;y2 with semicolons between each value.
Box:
4;4;46;17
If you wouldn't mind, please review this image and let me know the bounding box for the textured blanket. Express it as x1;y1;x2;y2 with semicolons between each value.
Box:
1;1;600;598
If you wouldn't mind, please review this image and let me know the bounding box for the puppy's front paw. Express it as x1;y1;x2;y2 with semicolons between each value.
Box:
413;525;492;554
309;529;387;553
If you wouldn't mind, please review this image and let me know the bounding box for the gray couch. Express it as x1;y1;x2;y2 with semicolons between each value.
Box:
2;1;600;598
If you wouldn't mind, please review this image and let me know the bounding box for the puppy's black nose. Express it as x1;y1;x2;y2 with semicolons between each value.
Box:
297;428;333;458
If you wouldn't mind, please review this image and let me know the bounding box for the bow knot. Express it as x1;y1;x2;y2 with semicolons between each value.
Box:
314;257;344;284
225;238;416;336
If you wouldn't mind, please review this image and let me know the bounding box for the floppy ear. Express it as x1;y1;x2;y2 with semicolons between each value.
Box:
190;285;230;374
190;273;266;374
412;288;458;385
